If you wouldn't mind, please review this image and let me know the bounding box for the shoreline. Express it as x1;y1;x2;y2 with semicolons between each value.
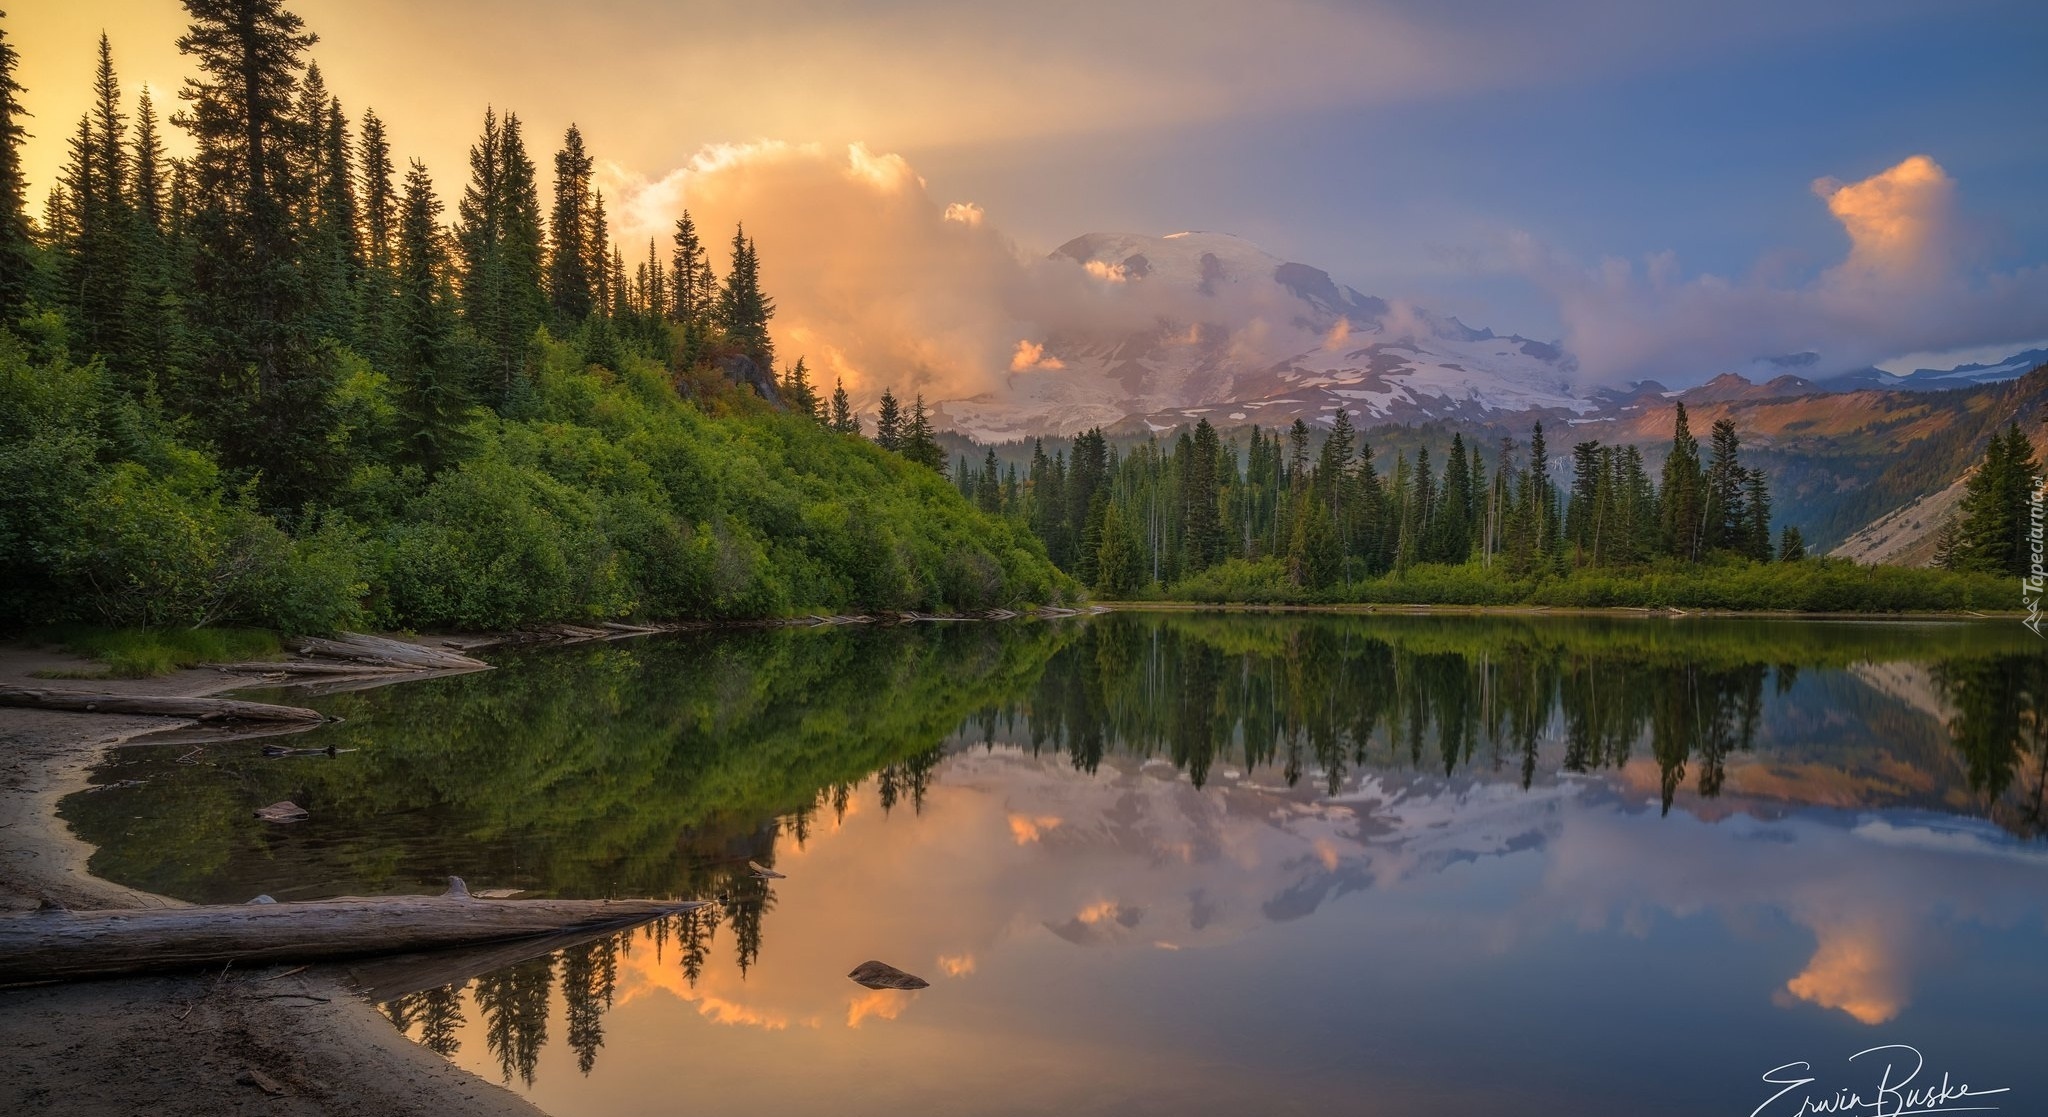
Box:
0;643;547;1117
1088;600;2025;621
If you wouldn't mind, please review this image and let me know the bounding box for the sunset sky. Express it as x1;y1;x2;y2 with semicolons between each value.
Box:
12;0;2048;380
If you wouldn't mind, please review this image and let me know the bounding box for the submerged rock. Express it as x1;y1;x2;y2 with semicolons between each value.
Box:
847;960;928;990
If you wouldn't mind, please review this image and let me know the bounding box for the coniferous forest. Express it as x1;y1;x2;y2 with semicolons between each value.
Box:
944;402;2036;610
0;5;1064;634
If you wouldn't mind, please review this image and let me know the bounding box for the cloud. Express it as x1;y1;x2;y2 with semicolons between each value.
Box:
594;142;1325;405
1512;155;2048;382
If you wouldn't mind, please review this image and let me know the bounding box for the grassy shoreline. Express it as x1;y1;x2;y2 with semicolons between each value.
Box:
1090;600;2029;621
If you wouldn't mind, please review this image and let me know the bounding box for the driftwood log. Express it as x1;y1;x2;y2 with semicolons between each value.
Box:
211;661;410;677
0;687;325;723
0;884;707;985
292;633;489;672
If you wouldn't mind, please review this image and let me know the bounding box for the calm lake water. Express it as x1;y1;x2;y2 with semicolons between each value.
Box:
64;614;2048;1117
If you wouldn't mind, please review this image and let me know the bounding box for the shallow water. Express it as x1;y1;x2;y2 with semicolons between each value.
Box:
65;614;2048;1116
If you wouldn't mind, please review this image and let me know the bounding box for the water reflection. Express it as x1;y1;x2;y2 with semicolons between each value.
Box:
63;615;2048;1114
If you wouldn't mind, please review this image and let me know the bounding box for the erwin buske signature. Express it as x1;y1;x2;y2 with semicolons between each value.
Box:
1752;1045;2011;1116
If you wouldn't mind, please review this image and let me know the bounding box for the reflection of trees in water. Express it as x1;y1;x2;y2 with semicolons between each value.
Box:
355;616;2043;1087
1934;655;2048;836
1011;617;1777;814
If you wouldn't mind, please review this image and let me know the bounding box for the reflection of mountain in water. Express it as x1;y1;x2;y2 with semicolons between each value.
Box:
58;614;2048;1087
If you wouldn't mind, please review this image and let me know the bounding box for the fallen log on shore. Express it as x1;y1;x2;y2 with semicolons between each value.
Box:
293;633;490;672
210;660;410;677
0;687;326;723
0;883;707;985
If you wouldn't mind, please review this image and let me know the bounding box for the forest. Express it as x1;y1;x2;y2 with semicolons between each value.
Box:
0;5;1063;636
932;402;2038;611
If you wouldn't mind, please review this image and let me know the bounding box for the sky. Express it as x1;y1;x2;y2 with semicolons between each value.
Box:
11;0;2048;386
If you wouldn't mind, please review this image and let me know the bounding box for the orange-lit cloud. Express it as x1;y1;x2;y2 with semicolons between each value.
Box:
1782;921;1908;1025
846;989;918;1028
936;953;977;977
1321;318;1353;351
942;202;986;228
1515;154;2048;380
1815;154;1953;289
1083;259;1130;283
1007;813;1064;843
1008;340;1065;373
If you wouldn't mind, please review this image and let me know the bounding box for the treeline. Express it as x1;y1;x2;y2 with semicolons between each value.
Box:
0;4;1062;632
1937;424;2043;577
957;404;1805;593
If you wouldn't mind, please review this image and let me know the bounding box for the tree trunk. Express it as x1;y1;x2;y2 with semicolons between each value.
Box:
292;634;488;671
0;687;325;723
0;893;708;985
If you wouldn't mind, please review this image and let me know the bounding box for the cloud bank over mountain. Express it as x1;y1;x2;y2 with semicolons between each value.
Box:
1511;155;2048;382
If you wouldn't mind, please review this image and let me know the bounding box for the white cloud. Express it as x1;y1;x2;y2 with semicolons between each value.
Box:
1512;155;2048;383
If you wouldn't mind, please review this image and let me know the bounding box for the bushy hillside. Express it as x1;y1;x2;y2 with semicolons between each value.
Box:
0;328;1067;633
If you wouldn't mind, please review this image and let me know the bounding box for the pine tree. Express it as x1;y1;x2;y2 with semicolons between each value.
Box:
546;124;594;323
0;10;30;321
1183;419;1224;571
1703;418;1747;553
127;85;185;383
780;355;818;418
669;209;714;326
717;224;775;369
1779;525;1806;562
1660;402;1705;561
302;89;359;346
903;395;943;470
1947;424;2041;576
1432;431;1472;563
62;35;138;379
873;388;903;450
1096;499;1143;595
391;159;467;474
174;0;334;511
829;377;857;434
355;105;397;368
1288;489;1340;590
976;449;1001;513
1743;466;1772;561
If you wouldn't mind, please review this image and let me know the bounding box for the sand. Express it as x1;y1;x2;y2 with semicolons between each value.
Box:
0;647;545;1117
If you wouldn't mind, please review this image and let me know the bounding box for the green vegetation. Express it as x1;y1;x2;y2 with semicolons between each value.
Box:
0;6;1062;635
1937;422;2044;577
967;398;2032;612
32;623;279;677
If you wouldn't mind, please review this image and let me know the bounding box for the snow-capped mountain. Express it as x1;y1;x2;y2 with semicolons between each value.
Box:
933;231;1591;440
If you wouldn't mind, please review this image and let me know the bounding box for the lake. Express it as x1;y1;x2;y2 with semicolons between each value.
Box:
63;613;2048;1116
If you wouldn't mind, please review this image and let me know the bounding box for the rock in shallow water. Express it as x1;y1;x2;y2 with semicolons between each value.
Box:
847;960;928;990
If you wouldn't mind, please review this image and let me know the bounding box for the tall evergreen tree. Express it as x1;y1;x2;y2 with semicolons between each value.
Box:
873;387;903;450
1742;466;1773;561
1660;402;1705;561
391;159;467;475
1703;418;1747;553
828;377;857;434
61;34;137;378
546;123;594;322
0;10;30;321
174;0;335;511
717;224;774;369
669;209;714;325
903;395;943;470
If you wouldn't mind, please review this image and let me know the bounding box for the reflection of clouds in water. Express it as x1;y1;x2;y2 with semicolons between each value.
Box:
596;746;2044;1039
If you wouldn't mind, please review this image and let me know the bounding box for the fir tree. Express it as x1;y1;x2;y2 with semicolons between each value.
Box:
391;159;467;475
873;388;903;450
1703;418;1748;552
717;224;774;369
669;209;714;325
62;35;137;379
1778;525;1806;562
829;377;857;434
546;123;594;322
976;449;1001;514
0;10;30;320
174;0;335;511
903;394;943;470
780;355;818;418
1660;402;1705;561
1743;466;1772;561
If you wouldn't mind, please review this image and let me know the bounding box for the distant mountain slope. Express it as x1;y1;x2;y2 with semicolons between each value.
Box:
926;229;2046;558
934;231;1588;442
